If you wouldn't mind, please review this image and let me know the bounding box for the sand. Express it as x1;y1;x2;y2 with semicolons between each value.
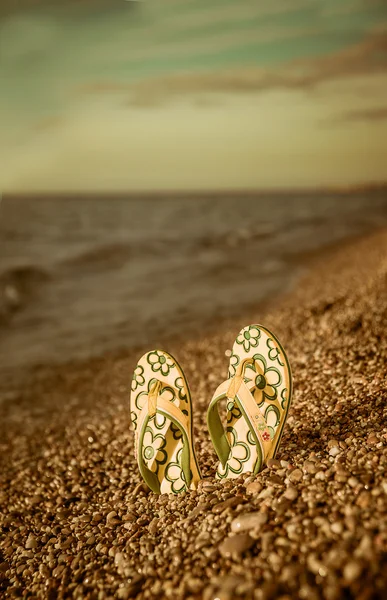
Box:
1;229;387;599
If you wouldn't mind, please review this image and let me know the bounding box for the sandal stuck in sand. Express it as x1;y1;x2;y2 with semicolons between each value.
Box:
130;349;201;494
207;324;292;479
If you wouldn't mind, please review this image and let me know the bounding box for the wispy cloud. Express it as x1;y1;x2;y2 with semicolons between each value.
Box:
322;0;387;17
79;27;387;106
159;0;314;32
337;106;387;122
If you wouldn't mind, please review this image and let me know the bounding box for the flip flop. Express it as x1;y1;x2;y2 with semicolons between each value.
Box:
130;349;201;494
207;325;292;479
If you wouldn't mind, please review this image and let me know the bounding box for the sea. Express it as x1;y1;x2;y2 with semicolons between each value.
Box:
1;191;387;373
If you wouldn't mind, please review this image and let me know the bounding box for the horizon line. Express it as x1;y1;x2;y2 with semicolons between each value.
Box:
2;180;387;198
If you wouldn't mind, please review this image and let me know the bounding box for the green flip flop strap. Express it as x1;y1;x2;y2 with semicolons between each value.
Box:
137;390;192;494
207;383;232;467
207;379;268;474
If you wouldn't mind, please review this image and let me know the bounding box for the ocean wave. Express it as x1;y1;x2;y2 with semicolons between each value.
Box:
198;224;277;250
62;243;132;271
60;225;279;274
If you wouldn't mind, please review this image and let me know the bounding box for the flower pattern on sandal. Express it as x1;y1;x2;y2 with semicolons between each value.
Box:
266;338;284;366
175;377;188;401
142;428;168;472
164;449;187;493
151;413;167;430
245;353;282;401
132;365;145;391
170;409;189;440
228;352;240;378
226;400;242;423
147;351;175;376
217;427;251;478
130;410;138;431
281;388;288;410
235;325;261;353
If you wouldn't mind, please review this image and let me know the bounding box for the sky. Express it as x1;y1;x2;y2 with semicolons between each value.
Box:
0;0;387;192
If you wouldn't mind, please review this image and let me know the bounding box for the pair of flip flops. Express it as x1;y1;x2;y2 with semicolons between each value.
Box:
130;324;292;494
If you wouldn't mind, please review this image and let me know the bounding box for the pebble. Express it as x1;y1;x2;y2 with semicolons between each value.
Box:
267;474;283;486
106;511;121;526
189;502;210;518
114;552;126;568
356;491;370;509
122;513;136;522
106;510;117;522
148;518;159;535
57;510;70;521
329;447;341;457
207;575;245;600
202;482;216;492
283;486;298;501
80;514;91;523
60;537;73;550
303;461;317;474
39;564;49;578
258;486;274;499
52;565;64;578
29;495;43;505
327;439;339;448
25;534;37;549
117;587;130;600
267;458;281;470
231;511;268;533
245;481;263;495
288;469;303;483
331;522;343;535
219;534;255;557
348;477;359;488
212;496;244;513
343;560;363;582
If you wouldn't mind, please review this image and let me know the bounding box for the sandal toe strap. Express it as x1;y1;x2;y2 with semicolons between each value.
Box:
137;380;191;493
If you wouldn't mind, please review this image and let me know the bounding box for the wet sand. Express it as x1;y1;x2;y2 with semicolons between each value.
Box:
1;229;387;599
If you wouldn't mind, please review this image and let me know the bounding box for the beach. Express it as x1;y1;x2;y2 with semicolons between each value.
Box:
1;228;387;599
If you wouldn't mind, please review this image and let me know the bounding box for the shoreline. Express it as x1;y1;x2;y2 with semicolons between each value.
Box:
0;224;385;396
2;192;387;379
1;228;387;598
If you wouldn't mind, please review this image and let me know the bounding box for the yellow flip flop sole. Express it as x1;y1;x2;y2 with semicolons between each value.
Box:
130;349;201;494
207;325;292;479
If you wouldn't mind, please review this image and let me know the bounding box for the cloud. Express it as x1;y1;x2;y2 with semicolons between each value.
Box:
79;27;387;106
159;0;313;32
338;106;387;122
0;0;111;17
322;0;387;17
33;115;64;131
297;26;387;83
0;14;59;64
99;24;325;67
